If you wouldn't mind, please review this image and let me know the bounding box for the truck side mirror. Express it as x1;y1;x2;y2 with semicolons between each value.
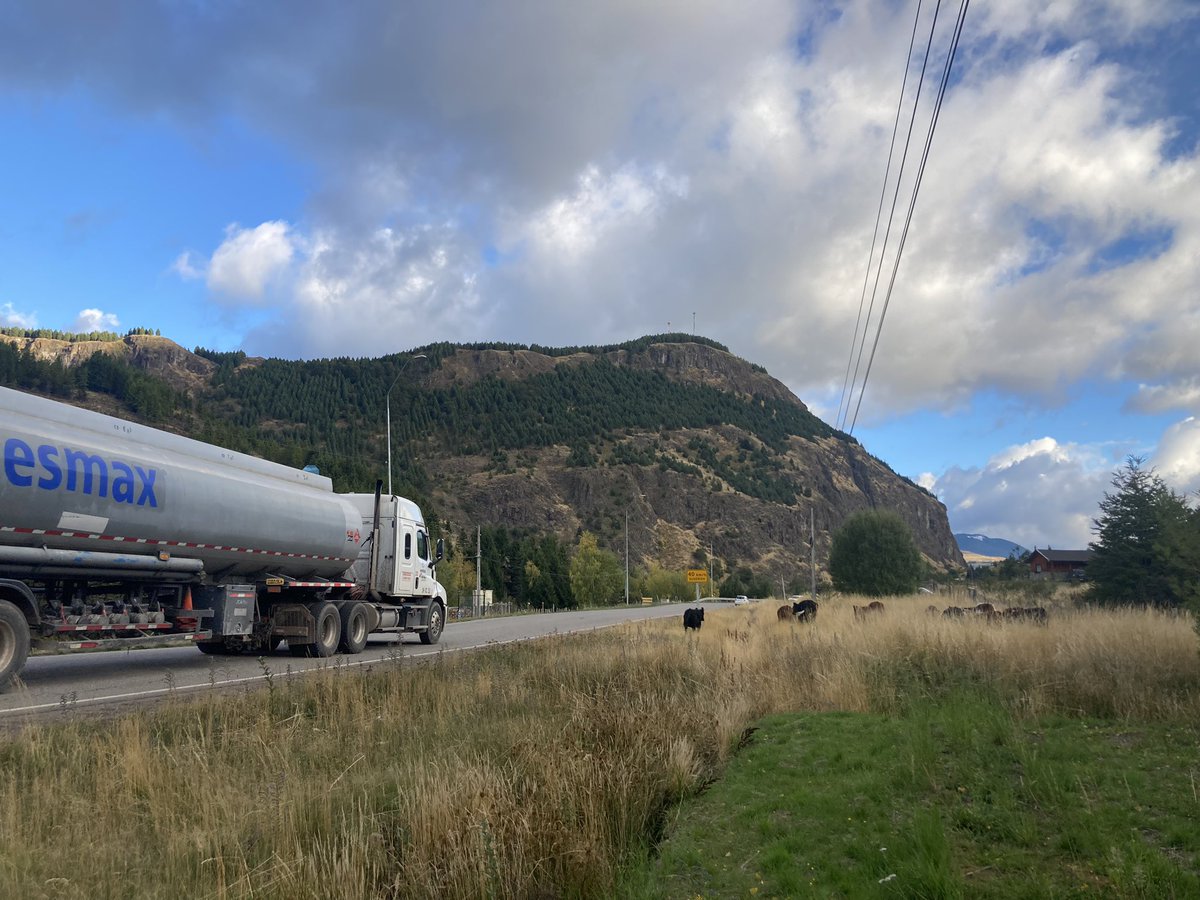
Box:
435;538;444;562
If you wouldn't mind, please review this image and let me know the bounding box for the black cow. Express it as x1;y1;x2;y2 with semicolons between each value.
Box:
683;607;705;631
791;599;818;622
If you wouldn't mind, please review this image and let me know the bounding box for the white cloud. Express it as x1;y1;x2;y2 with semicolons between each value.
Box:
515;163;689;265
241;222;483;359
1150;417;1200;495
73;308;120;333
170;251;203;281
207;221;296;302
1127;379;1200;415
931;438;1110;549
13;0;1194;433
0;302;37;328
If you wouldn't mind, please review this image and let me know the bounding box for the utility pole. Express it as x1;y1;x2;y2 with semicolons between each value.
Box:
700;542;710;600
810;508;817;602
475;525;482;618
624;511;629;605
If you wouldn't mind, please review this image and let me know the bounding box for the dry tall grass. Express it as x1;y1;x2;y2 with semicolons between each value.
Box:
1;596;1196;899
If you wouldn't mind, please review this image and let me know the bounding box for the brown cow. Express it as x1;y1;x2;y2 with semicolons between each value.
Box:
777;605;794;622
1002;606;1049;625
852;601;885;620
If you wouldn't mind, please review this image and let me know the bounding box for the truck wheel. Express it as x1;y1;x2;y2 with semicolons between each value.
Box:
0;600;31;692
288;603;341;657
313;603;341;657
338;602;369;654
419;602;445;645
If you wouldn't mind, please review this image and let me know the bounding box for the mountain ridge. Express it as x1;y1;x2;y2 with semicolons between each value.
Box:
1;331;965;586
954;533;1029;559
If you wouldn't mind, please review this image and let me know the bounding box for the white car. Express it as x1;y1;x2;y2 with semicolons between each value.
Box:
733;595;749;605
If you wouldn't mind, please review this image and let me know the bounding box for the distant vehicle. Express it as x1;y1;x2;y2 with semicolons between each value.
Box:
734;595;749;605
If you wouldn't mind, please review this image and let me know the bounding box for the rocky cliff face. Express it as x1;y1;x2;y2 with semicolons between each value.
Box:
1;334;964;579
0;334;214;393
420;343;961;577
427;418;961;581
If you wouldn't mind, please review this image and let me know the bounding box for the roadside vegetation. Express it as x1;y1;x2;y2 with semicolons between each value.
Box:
1;593;1197;898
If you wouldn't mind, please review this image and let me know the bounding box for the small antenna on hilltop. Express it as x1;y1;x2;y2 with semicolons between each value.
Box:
692;312;696;335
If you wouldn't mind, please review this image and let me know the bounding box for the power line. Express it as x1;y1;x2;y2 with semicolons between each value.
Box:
848;0;971;435
836;0;926;432
840;0;948;432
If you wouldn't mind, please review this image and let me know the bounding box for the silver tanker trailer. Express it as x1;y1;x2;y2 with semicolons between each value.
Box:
0;385;447;691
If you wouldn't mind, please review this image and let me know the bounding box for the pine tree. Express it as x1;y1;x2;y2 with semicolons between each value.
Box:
1087;457;1200;609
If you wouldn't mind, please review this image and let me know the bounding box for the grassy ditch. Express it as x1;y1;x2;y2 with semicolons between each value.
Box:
0;597;1198;898
627;706;1200;898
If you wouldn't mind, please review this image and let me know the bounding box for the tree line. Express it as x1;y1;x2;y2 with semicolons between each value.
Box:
826;457;1199;620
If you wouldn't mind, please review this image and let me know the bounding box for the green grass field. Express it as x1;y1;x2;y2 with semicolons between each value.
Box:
624;700;1200;898
1;595;1198;898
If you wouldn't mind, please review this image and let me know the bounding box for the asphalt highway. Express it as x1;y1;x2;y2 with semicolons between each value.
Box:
0;601;728;724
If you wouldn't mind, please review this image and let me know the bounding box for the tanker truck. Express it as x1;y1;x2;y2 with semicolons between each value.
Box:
0;385;448;691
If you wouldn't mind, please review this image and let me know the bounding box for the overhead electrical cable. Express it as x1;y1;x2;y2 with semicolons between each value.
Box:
835;0;927;432
840;0;947;433
848;0;971;434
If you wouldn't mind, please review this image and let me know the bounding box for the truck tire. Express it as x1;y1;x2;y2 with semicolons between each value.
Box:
338;602;369;654
290;602;341;658
0;599;31;692
419;601;445;645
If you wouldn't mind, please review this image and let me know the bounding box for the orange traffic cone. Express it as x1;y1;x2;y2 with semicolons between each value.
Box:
178;586;197;631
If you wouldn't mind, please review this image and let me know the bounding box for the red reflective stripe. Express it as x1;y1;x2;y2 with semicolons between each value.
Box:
0;524;354;564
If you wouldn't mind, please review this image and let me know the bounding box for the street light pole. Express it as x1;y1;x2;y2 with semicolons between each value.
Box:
386;353;426;497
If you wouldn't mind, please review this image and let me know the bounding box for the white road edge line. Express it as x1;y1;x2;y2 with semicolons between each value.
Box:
0;621;634;717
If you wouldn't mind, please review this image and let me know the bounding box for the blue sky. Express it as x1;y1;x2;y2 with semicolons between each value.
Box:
2;0;1198;551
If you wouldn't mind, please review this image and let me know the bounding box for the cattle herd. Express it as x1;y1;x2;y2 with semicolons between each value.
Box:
934;603;1049;623
775;599;818;623
685;598;1049;630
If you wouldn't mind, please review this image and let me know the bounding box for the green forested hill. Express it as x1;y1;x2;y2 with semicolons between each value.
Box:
1;330;960;605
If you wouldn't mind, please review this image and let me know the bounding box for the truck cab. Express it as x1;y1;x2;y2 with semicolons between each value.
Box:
343;493;443;600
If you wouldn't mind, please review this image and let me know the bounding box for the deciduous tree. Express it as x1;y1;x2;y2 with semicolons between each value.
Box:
569;532;624;606
828;510;924;596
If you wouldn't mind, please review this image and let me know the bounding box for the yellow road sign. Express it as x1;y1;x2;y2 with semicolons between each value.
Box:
686;569;708;584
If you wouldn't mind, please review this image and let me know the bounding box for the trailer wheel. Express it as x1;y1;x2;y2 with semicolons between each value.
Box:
419;601;445;645
0;600;31;693
339;602;369;654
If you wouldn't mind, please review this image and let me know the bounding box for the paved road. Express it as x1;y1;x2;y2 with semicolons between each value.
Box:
0;602;726;723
